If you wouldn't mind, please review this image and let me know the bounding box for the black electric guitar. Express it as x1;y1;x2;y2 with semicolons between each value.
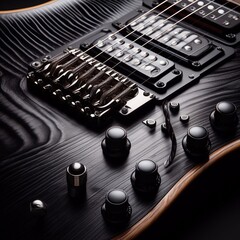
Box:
1;0;240;239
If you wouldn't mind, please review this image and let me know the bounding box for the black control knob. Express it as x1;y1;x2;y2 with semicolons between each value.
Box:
101;126;131;158
182;126;211;159
101;189;132;224
66;162;87;198
210;101;238;132
30;200;47;217
131;160;161;194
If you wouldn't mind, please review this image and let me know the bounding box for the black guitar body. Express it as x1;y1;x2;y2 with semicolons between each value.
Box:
0;0;240;239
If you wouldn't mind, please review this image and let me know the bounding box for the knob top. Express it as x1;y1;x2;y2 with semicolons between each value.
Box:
102;126;131;158
210;101;238;132
188;126;208;139
182;126;211;159
106;127;126;141
102;189;132;223
69;162;85;175
216;101;236;115
137;160;157;175
107;190;127;204
131;160;161;194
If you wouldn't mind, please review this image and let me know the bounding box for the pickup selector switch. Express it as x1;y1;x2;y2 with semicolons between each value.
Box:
101;189;132;224
102;126;131;158
210;101;238;132
182;126;211;159
66;162;87;198
131;159;161;194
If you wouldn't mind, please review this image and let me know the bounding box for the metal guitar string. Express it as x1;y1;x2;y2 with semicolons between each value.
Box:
80;0;234;167
130;2;236;168
88;0;233;87
86;0;199;67
86;1;234;168
124;2;232;84
62;1;235;167
102;1;234;168
84;0;236;74
78;0;171;56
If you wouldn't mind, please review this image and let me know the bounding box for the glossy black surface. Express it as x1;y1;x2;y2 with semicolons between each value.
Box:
131;159;161;193
102;189;132;223
183;126;211;158
210;101;238;132
102;126;131;158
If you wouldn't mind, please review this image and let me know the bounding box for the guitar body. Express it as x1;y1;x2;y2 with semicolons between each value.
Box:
0;1;239;239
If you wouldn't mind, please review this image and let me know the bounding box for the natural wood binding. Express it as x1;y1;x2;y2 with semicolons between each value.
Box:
114;139;240;240
0;0;57;14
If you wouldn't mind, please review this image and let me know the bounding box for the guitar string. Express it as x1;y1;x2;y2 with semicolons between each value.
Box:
85;0;200;67
86;0;234;82
141;1;236;168
86;0;237;73
76;0;171;56
147;2;237;168
113;1;235;168
90;1;232;90
131;1;236;87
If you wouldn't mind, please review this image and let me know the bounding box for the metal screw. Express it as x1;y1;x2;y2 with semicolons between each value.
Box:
81;43;89;49
225;33;236;39
102;28;110;33
192;61;201;68
188;74;195;79
31;61;42;68
143;91;150;96
156;81;165;88
173;69;181;75
121;107;128;114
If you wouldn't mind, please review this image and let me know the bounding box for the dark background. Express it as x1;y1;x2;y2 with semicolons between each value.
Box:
0;0;52;11
139;149;240;240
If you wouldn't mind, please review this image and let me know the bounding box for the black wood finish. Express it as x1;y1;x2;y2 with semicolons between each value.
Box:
0;1;240;239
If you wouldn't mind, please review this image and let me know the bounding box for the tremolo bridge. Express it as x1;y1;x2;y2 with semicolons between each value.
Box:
27;49;154;125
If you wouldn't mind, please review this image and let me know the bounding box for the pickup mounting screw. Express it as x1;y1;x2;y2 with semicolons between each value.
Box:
225;33;236;39
102;28;110;33
192;61;201;68
121;107;128;114
188;74;195;79
81;43;89;49
156;81;165;88
173;69;181;75
31;61;42;68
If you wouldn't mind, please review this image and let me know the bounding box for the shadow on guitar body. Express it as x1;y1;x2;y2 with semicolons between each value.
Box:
138;147;240;240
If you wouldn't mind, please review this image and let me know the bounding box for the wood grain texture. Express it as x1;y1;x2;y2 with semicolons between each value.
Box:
0;0;240;240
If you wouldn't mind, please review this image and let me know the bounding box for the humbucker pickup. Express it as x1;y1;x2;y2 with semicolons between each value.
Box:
143;0;240;43
82;33;175;83
27;49;155;125
129;13;212;60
